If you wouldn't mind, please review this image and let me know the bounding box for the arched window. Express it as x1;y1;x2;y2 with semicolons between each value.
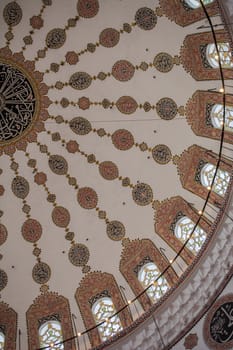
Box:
92;297;123;342
0;331;5;350
201;163;230;196
184;0;214;9
206;43;233;69
210;104;233;131
138;262;169;303
39;320;64;350
174;216;206;254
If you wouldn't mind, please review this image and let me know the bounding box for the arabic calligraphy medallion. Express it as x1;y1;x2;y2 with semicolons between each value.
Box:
0;62;36;143
204;294;233;349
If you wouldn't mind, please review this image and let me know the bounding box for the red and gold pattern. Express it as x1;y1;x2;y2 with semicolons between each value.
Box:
181;30;232;81
186;90;233;144
154;196;211;264
120;239;178;310
75;272;132;347
26;292;74;350
175;145;232;206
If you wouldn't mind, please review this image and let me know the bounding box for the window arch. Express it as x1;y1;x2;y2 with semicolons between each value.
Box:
210;104;233;131
0;331;5;350
206;43;233;69
92;297;123;342
201;163;230;196
39;320;64;350
174;216;207;254
184;0;214;9
138;262;169;303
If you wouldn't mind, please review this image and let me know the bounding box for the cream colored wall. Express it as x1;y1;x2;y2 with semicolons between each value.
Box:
0;0;232;349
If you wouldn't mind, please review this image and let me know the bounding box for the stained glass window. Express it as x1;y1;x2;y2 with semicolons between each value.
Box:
0;332;4;350
174;216;207;254
184;0;214;9
138;262;169;303
206;43;233;69
201;163;230;196
210;104;233;131
92;297;123;342
39;320;64;350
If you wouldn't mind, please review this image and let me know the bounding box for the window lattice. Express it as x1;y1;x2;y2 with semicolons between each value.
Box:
138;262;169;303
174;216;207;254
39;320;64;350
92;297;123;342
206;43;233;69
201;163;230;196
184;0;214;9
210;104;233;131
0;332;4;350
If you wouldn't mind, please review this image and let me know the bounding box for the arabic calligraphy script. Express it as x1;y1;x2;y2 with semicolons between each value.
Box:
0;62;36;143
210;301;233;344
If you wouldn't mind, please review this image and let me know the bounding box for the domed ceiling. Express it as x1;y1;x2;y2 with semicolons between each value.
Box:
0;0;232;349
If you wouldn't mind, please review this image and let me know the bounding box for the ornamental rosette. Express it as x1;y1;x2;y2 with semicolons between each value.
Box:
0;47;51;156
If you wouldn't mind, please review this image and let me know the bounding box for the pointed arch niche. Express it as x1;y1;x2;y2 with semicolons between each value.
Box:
181;30;233;80
26;292;74;350
159;0;218;27
154;196;211;264
186;90;233;144
175;145;232;207
119;239;177;311
0;302;17;350
75;272;132;347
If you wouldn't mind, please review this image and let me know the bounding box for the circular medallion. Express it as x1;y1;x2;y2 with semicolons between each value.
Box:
156;98;178;120
112;60;135;82
3;2;22;26
153;53;174;73
135;7;157;31
11;176;29;199
68;243;90;266
0;269;8;291
46;28;66;49
32;262;51;284
48;155;68;175
204;294;233;350
77;0;99;18
0;63;36;144
116;96;138;115
52;206;70;227
77;187;98;209
106;221;125;241
99;161;119;180
69;117;92;135
152;144;172;164
0;224;7;246
112;129;134;150
69;72;92;90
132;183;153;206
99;28;120;48
21;219;42;243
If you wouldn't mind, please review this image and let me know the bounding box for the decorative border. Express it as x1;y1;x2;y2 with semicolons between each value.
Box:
75;272;132;347
180;30;232;81
119;239;178;310
159;0;219;27
176;145;233;206
0;302;17;350
26;292;75;350
186;90;233;144
154;196;211;264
